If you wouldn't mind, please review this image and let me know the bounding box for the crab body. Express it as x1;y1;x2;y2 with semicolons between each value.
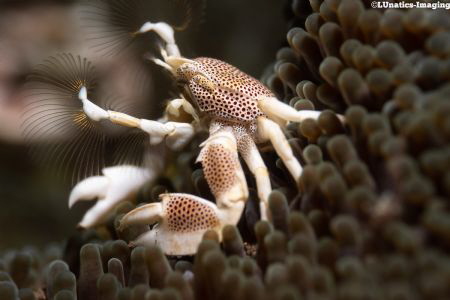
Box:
115;52;318;254
44;20;343;255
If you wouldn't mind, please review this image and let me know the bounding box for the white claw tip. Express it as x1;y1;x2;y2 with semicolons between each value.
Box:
79;86;88;101
138;22;150;33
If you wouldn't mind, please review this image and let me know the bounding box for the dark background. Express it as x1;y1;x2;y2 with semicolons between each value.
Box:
0;0;286;251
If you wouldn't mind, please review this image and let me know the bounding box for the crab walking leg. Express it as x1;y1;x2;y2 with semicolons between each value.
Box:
258;96;345;123
69;165;153;228
120;128;249;255
79;87;194;150
240;139;271;220
257;116;303;182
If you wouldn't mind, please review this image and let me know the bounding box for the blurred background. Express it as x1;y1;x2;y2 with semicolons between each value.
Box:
0;0;287;251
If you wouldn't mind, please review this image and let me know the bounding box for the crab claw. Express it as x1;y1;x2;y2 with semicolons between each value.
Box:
119;193;222;255
68;176;109;208
69;165;153;228
119;127;250;255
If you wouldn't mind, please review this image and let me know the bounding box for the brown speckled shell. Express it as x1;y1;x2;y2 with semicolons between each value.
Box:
199;141;239;198
163;194;219;233
184;57;273;123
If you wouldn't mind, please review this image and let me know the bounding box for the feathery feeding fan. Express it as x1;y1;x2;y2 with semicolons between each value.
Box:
22;53;159;185
81;0;205;57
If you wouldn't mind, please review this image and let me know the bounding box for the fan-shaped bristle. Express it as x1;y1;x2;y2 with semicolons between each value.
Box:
22;53;157;185
81;0;206;57
166;0;206;31
22;54;108;184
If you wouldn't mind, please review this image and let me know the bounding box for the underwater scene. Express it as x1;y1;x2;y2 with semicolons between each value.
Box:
0;0;449;299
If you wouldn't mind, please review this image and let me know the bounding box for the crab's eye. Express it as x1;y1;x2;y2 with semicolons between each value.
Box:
176;63;197;81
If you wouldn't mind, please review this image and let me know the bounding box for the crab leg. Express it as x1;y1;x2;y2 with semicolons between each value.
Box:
240;138;271;220
258;96;345;123
78;87;194;150
257;116;303;183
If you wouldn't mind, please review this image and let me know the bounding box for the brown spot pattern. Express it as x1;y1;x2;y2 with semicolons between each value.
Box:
194;57;274;98
164;194;219;232
184;57;272;122
200;143;238;197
